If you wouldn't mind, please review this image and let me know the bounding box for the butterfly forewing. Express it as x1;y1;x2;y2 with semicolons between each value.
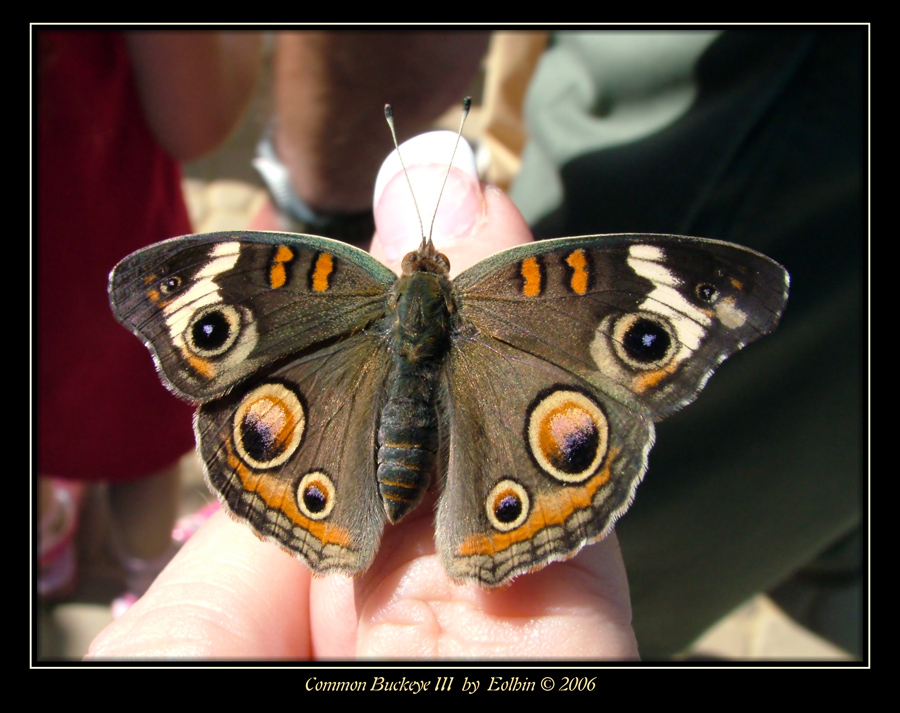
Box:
453;234;789;420
108;231;395;403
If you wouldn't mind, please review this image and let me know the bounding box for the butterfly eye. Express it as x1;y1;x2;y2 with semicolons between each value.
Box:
622;318;671;363
186;305;242;357
486;480;530;532
159;276;182;294
611;313;677;370
695;283;718;303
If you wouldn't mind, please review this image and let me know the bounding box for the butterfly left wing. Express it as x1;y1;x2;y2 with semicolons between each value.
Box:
438;234;788;585
453;234;789;419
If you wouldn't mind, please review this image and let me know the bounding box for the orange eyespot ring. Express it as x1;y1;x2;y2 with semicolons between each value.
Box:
526;388;608;483
233;383;306;470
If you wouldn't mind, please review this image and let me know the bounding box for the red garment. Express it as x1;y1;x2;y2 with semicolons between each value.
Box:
37;31;195;481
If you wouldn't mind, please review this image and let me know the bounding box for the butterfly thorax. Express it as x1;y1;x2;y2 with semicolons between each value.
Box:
376;245;455;523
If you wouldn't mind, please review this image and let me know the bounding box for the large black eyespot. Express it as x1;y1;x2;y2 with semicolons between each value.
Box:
622;318;671;363
611;313;678;371
186;304;241;357
192;311;229;350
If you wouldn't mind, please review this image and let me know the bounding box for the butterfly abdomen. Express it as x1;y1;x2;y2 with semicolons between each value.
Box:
377;270;453;523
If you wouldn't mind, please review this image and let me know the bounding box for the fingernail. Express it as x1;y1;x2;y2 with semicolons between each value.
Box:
373;131;481;263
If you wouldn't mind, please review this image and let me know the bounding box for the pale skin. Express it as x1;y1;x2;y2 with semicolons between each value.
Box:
87;154;639;659
125;31;263;162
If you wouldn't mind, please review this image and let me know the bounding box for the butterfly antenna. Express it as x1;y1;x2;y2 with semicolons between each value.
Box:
427;96;471;245
384;103;427;249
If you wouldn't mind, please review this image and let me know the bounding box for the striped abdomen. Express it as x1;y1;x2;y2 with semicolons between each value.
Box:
377;270;452;523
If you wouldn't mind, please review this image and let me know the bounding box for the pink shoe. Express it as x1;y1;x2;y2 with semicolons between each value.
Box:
172;501;220;544
38;479;84;600
110;592;138;619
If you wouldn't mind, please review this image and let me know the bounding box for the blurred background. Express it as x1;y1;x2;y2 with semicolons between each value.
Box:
35;29;864;662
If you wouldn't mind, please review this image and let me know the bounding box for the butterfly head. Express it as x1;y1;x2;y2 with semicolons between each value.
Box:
401;237;450;277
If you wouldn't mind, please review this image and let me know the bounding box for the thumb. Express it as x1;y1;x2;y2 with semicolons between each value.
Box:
369;131;532;276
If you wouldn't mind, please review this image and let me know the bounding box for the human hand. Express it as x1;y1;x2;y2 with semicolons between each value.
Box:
87;134;639;659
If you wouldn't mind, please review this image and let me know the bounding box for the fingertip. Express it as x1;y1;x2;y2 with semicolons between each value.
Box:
447;182;533;275
372;131;481;269
370;131;532;275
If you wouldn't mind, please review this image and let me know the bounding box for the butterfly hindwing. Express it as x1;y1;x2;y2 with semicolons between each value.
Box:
438;330;654;585
108;231;396;402
196;331;391;574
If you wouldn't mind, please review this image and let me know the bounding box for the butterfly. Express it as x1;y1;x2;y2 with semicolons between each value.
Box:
108;224;788;587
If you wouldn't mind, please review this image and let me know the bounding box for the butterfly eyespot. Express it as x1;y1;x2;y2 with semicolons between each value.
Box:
233;382;306;470
159;276;182;294
526;388;608;483
486;480;530;532
187;304;242;357
696;283;718;303
296;472;336;520
612;313;677;370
